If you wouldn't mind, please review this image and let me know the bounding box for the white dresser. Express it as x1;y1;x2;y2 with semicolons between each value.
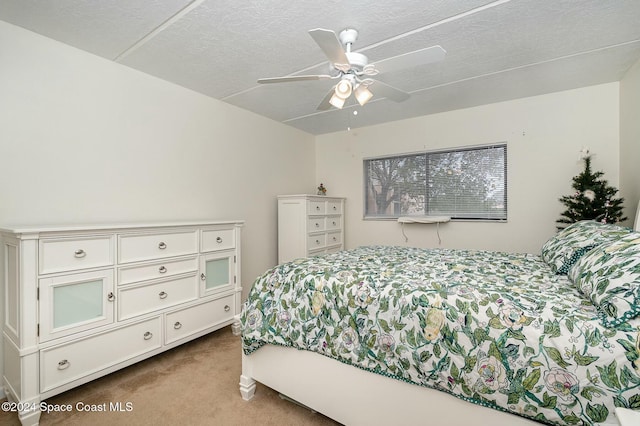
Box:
1;220;243;426
277;195;345;263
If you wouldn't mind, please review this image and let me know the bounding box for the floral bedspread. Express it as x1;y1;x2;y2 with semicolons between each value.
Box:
241;246;640;425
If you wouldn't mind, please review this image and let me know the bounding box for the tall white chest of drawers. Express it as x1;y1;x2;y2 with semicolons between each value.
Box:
1;220;243;426
277;195;345;263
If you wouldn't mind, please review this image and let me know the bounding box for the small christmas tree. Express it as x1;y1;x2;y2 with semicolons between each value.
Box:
556;149;626;229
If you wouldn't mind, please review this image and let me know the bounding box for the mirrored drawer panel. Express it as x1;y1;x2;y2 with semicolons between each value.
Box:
39;268;115;342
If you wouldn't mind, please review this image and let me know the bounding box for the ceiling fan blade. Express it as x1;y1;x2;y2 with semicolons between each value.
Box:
317;87;335;111
372;45;446;75
257;74;333;84
369;80;410;102
309;28;350;69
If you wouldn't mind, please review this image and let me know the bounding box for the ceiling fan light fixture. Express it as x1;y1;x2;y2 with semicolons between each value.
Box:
334;79;352;99
329;92;346;109
354;84;373;106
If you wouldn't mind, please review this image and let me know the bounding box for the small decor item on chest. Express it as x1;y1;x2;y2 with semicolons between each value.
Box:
317;183;327;196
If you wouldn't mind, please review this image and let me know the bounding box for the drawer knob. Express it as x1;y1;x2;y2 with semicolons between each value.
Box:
143;331;153;340
316;206;320;210
107;292;115;302
158;242;167;250
74;249;86;258
200;273;206;281
159;266;167;274
159;291;168;299
57;359;70;370
333;206;337;210
224;305;230;312
333;237;337;241
216;237;223;243
332;221;337;226
315;222;320;227
316;239;320;245
174;321;182;330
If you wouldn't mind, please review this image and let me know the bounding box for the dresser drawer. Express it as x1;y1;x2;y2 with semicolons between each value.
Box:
201;228;235;252
308;200;326;214
118;256;198;285
307;217;325;232
327;231;342;246
327;201;342;214
118;230;198;264
165;295;235;345
39;236;113;274
308;248;326;257
40;317;161;392
325;215;341;231
118;274;198;320
307;233;326;250
326;246;342;255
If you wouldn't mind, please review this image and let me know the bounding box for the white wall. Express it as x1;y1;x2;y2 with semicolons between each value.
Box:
316;83;620;254
620;58;640;225
0;21;316;393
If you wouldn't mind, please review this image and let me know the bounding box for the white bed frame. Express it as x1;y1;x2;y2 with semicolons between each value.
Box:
239;202;640;425
240;344;543;425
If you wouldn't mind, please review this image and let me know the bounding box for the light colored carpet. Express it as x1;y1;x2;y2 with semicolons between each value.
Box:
0;326;341;425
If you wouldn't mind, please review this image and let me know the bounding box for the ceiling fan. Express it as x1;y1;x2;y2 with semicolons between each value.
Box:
257;28;446;110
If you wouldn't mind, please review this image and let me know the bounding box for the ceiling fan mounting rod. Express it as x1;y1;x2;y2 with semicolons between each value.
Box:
336;28;370;73
339;28;358;53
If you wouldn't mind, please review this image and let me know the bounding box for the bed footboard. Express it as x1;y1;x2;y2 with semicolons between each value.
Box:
240;345;557;426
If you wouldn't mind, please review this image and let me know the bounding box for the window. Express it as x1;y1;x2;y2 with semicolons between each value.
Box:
364;144;507;220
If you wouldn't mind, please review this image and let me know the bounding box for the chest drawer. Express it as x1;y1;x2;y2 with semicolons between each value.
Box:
307;233;326;250
39;236;114;274
118;256;198;285
308;200;326;214
40;316;161;392
327;231;342;246
326;246;342;255
307;217;325;232
118;230;198;264
327;201;342;214
118;274;198;320
201;228;235;252
165;295;235;345
325;215;341;231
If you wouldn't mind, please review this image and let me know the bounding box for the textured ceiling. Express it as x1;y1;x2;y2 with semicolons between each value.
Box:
2;0;640;135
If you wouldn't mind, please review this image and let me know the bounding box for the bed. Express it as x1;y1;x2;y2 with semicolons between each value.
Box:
239;217;640;426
